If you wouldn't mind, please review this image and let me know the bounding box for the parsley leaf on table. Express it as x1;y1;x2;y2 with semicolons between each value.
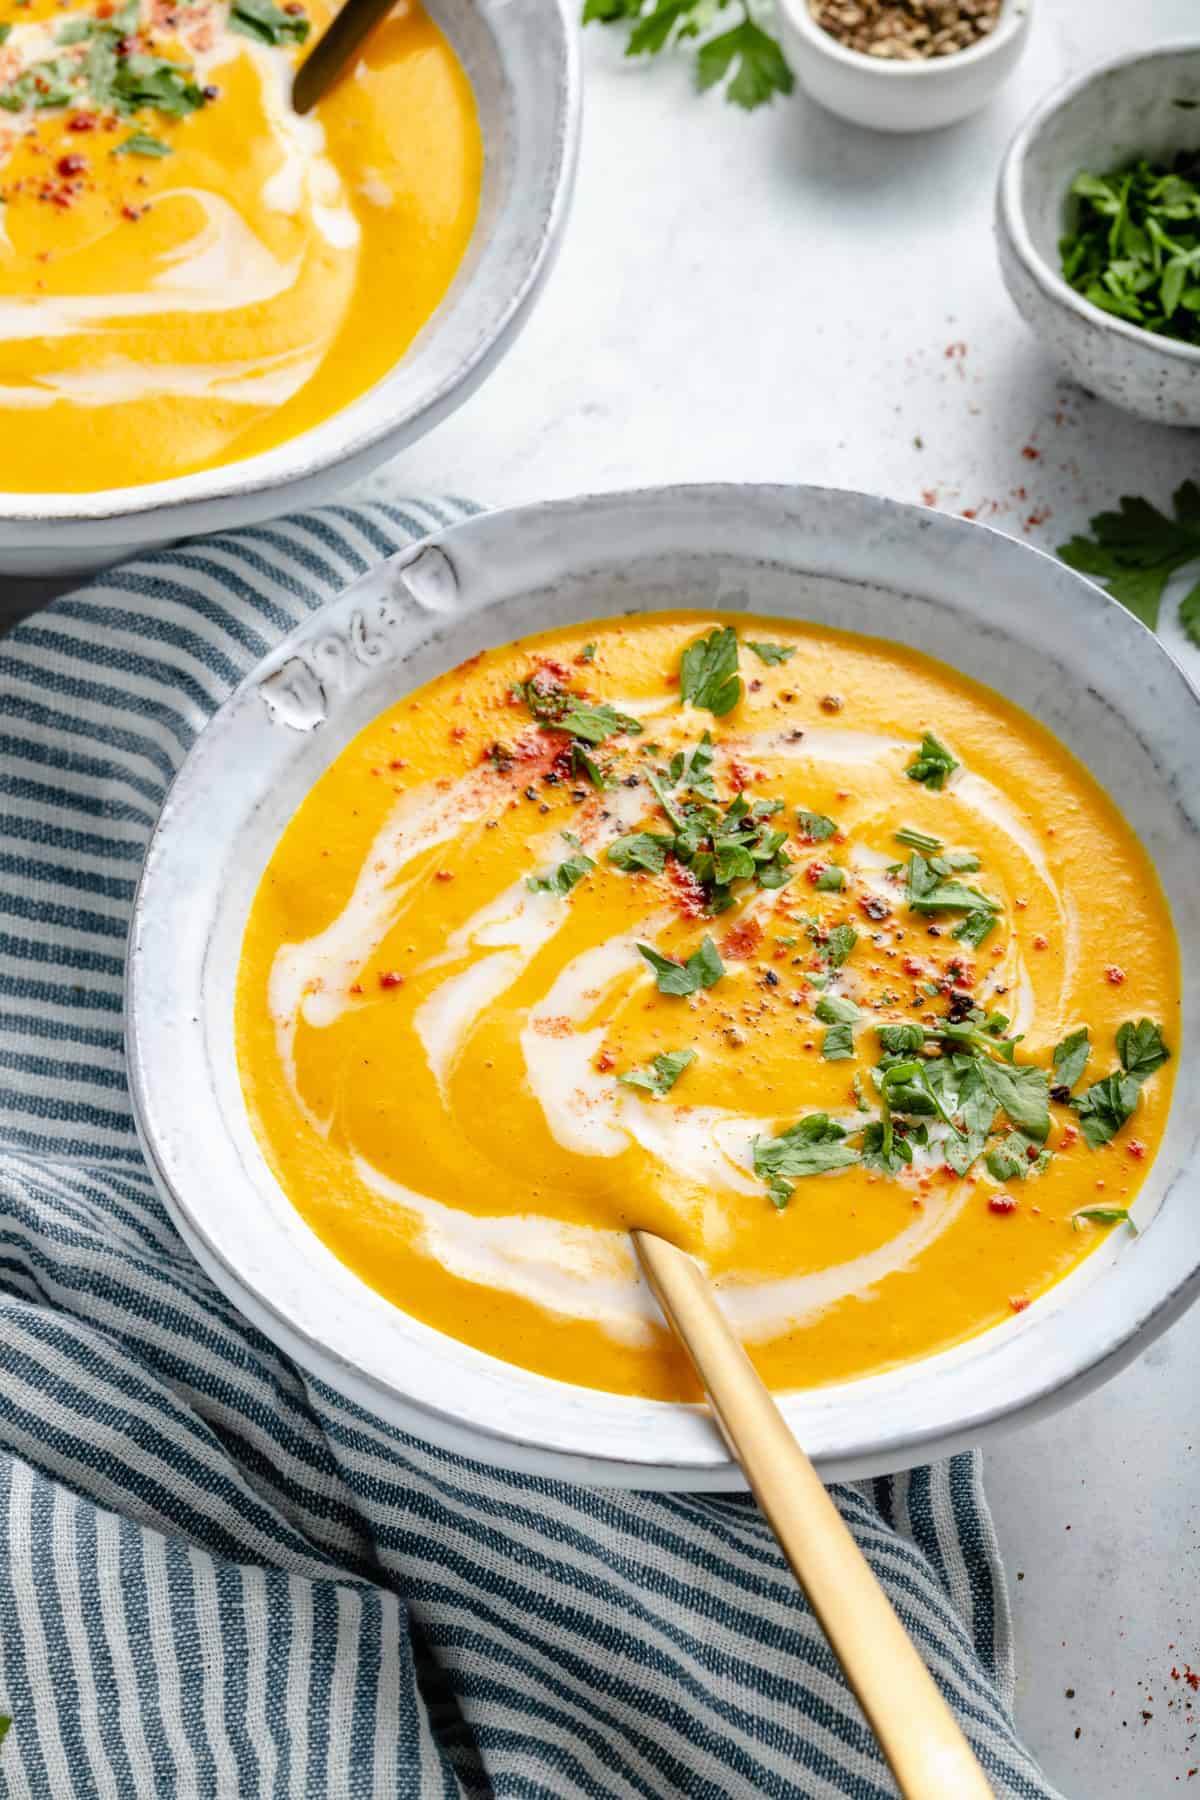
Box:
583;0;793;110
1058;481;1200;642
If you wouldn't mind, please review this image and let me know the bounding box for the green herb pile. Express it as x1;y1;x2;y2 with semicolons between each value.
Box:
581;0;792;111
1060;154;1200;345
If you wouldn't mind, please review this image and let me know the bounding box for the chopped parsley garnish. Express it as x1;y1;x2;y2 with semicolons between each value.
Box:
637;935;725;996
820;1022;855;1061
819;922;858;968
796;809;837;842
1057;481;1200;644
894;826;941;853
1071;1205;1137;1234
1071;1071;1142;1148
579;642;597;662
114;129;172;155
618;1048;696;1095
557;700;643;744
667;731;717;796
1116;1017;1170;1079
905;851;999;917
812;864;845;892
1052;1026;1090;1093
606;831;672;874
905;732;958;791
952;910;998;950
746;640;795;666
231;0;311;44
526;841;595;896
1069;1019;1169;1147
753;1114;859;1208
679;625;741;716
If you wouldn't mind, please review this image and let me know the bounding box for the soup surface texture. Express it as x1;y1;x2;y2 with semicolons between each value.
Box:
236;613;1178;1400
0;0;480;490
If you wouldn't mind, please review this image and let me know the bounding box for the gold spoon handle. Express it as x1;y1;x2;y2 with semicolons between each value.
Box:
292;0;398;114
632;1230;994;1800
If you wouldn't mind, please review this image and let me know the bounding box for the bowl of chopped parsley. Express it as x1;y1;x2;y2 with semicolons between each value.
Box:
997;43;1200;425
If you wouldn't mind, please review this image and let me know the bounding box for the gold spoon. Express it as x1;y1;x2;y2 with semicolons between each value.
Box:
292;0;395;114
633;1229;994;1800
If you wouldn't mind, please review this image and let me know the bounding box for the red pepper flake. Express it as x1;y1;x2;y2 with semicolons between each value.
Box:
434;870;455;882
921;487;938;508
667;859;707;918
348;982;363;996
1060;1124;1079;1147
1009;1295;1030;1313
806;862;828;886
1024;507;1052;531
1127;1139;1147;1161
1033;933;1049;950
727;759;754;792
450;725;467;743
121;203;145;222
1021;444;1041;461
55;154;87;177
67;112;98;132
902;955;924;978
1105;964;1126;985
378;971;404;990
945;341;967;359
594;1048;615;1073
388;758;406;770
719;917;762;960
961;508;977;520
989;1194;1018;1215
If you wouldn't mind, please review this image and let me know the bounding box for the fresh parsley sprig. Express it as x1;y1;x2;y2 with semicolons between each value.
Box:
1058;481;1200;644
583;0;793;111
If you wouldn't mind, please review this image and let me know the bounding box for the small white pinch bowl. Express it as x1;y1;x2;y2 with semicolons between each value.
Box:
997;43;1200;425
0;0;579;579
127;484;1200;1488
777;0;1030;134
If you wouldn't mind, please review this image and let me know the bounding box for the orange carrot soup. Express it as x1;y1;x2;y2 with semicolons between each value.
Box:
236;615;1179;1400
0;0;481;490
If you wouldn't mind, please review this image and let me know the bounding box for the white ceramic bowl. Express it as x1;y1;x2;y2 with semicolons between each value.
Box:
0;0;579;579
997;44;1200;425
777;0;1030;133
127;483;1200;1488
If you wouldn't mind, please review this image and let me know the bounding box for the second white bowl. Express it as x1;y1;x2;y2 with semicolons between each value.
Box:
778;0;1031;133
997;43;1200;425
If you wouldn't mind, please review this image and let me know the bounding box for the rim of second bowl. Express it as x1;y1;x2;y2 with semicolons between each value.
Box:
783;0;1029;79
125;482;1200;1486
0;0;581;531
997;38;1200;363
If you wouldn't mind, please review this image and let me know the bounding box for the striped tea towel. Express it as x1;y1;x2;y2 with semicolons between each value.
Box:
0;501;1062;1800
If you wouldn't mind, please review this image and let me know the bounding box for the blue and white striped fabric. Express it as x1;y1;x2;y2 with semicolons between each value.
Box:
0;501;1062;1799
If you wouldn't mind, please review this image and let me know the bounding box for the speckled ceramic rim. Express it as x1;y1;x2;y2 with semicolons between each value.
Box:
781;0;1027;79
998;40;1200;362
127;483;1200;1487
0;0;580;537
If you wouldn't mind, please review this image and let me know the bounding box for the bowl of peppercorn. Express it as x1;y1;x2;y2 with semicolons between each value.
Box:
777;0;1031;134
997;43;1200;426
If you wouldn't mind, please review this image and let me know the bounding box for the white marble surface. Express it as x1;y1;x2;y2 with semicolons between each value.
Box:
5;1;1200;1792
376;6;1200;1794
